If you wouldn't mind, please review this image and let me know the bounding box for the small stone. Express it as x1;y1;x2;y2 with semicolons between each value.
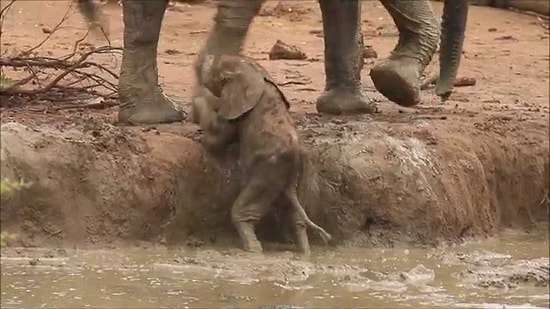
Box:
309;29;322;35
165;49;182;55
363;45;378;59
495;35;517;41
269;40;307;60
488;27;497;32
42;27;53;34
309;29;323;38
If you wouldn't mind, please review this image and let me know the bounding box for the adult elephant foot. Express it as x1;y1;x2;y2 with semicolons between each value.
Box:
316;0;377;116
316;88;376;115
117;88;183;125
118;47;183;125
370;57;423;108
117;0;184;126
370;0;439;107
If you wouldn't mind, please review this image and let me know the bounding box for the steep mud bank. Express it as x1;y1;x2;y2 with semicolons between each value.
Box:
1;110;548;249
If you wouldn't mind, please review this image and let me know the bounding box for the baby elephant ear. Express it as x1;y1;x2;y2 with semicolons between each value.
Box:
217;71;265;120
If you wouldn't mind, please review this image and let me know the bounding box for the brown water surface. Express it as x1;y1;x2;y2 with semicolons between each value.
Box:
1;230;549;308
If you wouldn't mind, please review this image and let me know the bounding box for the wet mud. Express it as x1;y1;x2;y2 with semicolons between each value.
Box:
1;230;549;308
1;1;548;307
1;0;549;249
1;106;548;249
0;7;549;309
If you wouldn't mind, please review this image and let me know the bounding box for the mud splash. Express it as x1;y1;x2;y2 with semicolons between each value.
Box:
2;230;548;308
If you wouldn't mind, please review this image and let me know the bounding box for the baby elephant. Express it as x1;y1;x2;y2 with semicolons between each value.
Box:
191;54;332;255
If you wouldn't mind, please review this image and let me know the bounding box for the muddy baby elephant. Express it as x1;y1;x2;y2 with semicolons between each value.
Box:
191;54;332;255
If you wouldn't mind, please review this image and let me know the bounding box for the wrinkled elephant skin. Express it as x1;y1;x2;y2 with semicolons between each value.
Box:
192;55;332;254
78;0;468;124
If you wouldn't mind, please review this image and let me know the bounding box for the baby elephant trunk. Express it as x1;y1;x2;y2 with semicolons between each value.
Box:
436;0;469;99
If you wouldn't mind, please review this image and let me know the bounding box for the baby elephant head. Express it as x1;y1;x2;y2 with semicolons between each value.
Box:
196;55;269;121
216;59;267;121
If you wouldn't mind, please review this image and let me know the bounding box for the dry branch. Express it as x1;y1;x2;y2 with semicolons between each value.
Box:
0;0;120;110
420;75;477;90
1;46;122;100
27;99;118;113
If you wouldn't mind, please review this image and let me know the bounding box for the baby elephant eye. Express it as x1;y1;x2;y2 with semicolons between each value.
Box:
219;77;228;88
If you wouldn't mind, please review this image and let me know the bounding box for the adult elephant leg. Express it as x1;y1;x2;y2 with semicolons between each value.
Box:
370;0;439;107
118;0;183;125
195;0;264;80
316;0;377;115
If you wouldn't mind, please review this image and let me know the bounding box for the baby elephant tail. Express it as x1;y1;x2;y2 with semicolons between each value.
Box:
285;186;332;245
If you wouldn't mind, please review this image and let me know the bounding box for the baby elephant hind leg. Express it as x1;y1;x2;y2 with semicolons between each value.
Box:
231;171;285;253
286;188;332;255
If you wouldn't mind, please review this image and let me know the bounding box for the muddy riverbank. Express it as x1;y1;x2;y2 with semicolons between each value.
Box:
1;1;549;249
1;3;548;308
1;107;548;249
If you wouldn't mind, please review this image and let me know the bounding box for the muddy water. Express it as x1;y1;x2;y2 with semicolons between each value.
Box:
1;230;549;309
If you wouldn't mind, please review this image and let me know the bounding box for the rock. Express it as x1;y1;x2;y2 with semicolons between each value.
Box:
363;45;378;59
309;29;323;38
495;35;517;41
454;76;477;87
269;40;307;61
165;49;183;55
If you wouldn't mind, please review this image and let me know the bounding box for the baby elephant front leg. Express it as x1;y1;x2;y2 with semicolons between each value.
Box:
201;122;238;155
191;93;238;156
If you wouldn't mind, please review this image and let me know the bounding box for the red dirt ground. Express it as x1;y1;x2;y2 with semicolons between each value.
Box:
1;0;548;123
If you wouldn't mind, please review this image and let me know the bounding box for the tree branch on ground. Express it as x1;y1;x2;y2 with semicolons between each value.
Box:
1;46;122;96
0;0;122;110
